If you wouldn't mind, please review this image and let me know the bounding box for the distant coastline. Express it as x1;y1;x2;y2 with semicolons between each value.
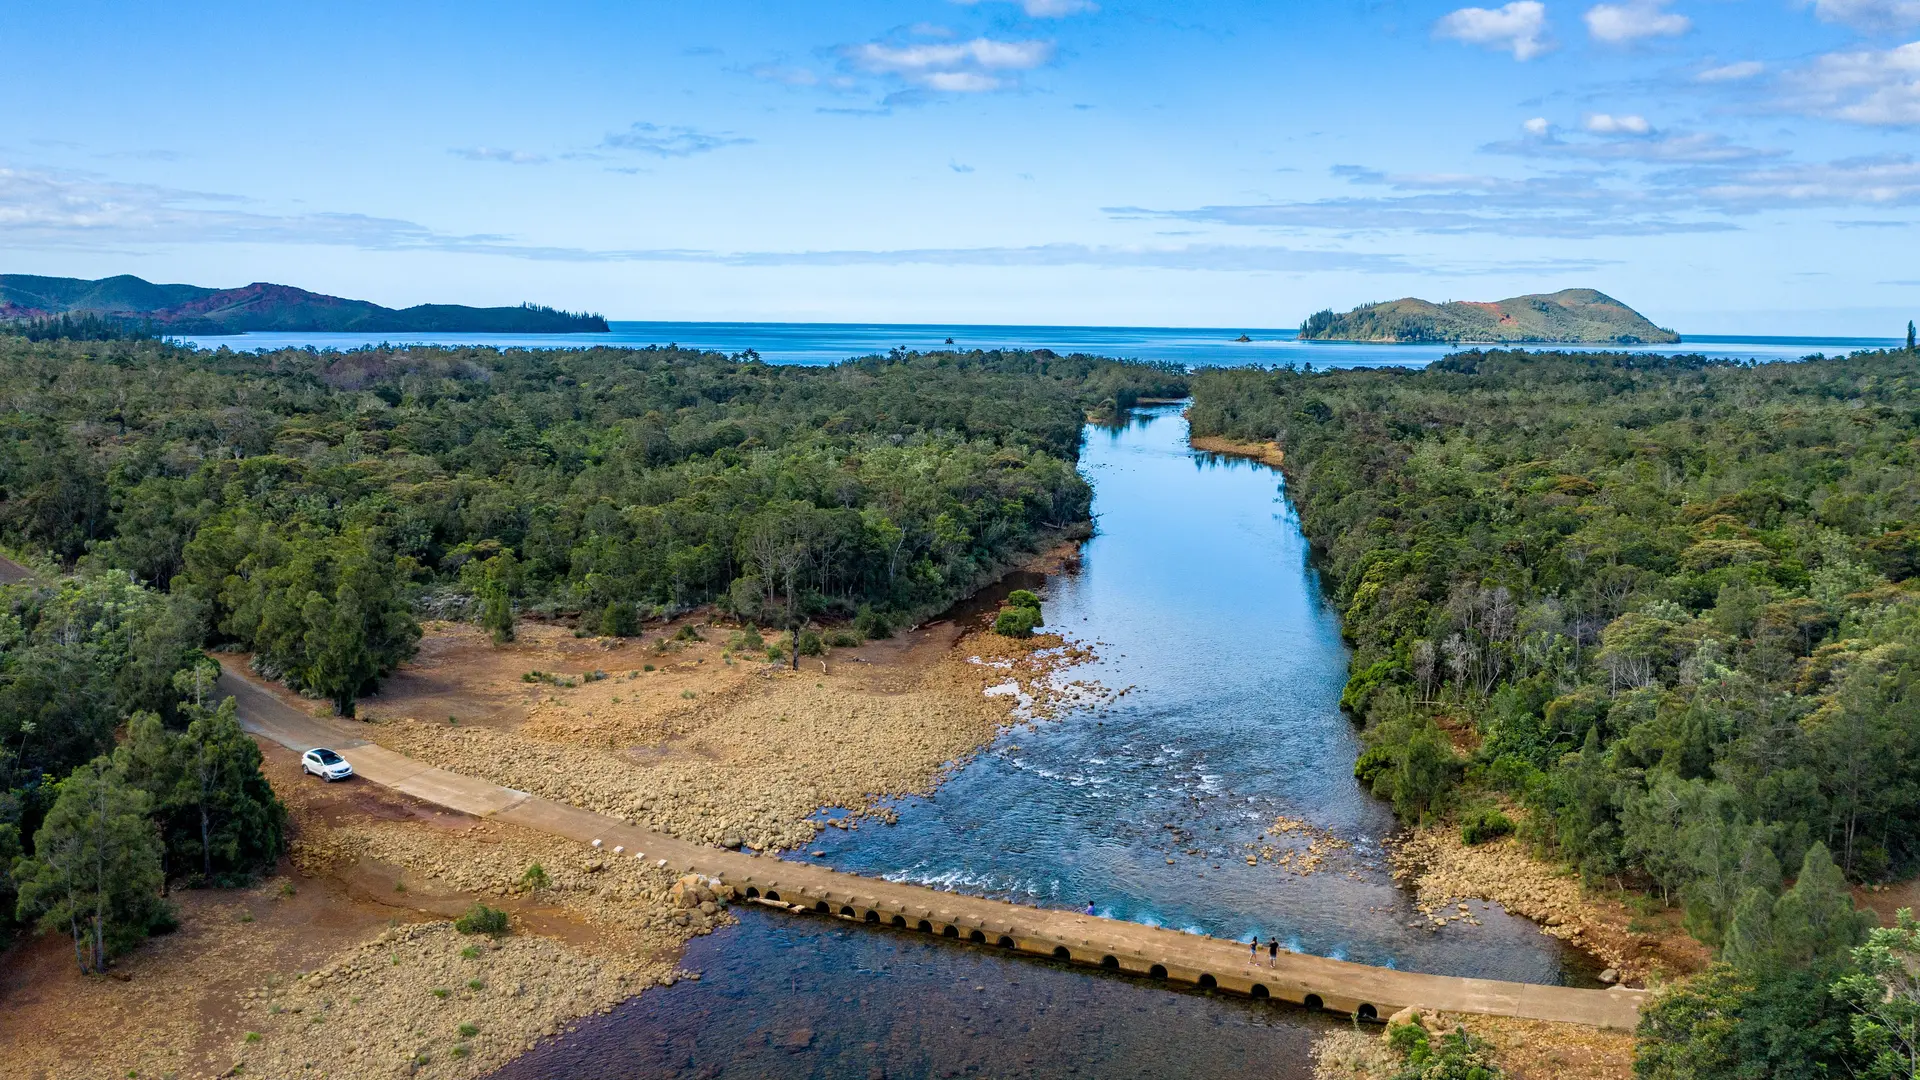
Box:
0;273;608;335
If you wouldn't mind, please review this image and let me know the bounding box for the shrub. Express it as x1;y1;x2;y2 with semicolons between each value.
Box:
520;863;549;889
993;606;1040;638
1353;745;1395;785
853;606;894;640
728;625;766;652
827;629;862;648
453;903;510;937
458;1023;479;1037
1460;808;1515;846
674;623;704;642
1006;589;1042;613
600;601;640;638
797;629;825;656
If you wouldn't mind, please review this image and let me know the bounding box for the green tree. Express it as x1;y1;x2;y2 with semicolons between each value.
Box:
481;576;515;644
1835;907;1920;1080
12;758;168;973
599;600;638;638
115;700;286;886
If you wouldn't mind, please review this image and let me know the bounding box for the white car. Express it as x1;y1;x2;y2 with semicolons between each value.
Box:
302;747;354;781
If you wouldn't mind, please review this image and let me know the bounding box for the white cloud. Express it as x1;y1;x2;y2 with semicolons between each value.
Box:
1584;0;1690;43
1810;0;1920;30
1435;2;1552;60
1524;116;1552;135
1698;60;1764;82
1783;41;1920;126
852;39;1052;73
1487;127;1781;163
0;162;1431;272
952;0;1097;17
847;37;1054;93
0;164;455;250
923;71;1005;92
1116;150;1920;240
1586;112;1652;133
601;122;753;157
1686;154;1920;208
451;147;548;165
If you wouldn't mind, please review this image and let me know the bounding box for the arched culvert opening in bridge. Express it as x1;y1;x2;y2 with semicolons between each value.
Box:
1303;994;1323;1011
865;910;879;924
968;930;986;944
763;891;779;903
840;905;856;918
814;901;830;914
1198;974;1217;990
1149;965;1168;979
997;936;1016;949
1356;1004;1377;1022
892;915;908;928
917;920;933;933
942;925;959;938
1052;946;1072;960
1100;955;1119;969
1251;984;1270;999
744;886;759;899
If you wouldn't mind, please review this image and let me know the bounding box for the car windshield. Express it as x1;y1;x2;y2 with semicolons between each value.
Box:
313;749;342;764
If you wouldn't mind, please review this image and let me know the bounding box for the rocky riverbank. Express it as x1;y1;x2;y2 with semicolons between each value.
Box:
363;618;1096;855
1311;1011;1636;1080
1390;826;1709;987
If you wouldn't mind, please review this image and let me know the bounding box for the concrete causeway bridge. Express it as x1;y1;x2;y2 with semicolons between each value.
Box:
221;661;1646;1032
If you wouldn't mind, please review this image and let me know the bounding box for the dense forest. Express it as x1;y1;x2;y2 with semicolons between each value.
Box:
1190;347;1920;1077
0;330;1184;962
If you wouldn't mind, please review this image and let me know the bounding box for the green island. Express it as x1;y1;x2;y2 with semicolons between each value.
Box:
1298;289;1681;345
0;273;610;335
1190;346;1920;1078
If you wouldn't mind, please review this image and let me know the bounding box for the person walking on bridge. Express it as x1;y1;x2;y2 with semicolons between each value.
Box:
1267;937;1279;968
1249;936;1259;963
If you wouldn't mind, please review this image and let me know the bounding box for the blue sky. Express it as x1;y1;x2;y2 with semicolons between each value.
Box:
1;0;1916;332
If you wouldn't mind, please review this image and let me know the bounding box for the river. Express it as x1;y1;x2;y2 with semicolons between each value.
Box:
490;405;1591;1080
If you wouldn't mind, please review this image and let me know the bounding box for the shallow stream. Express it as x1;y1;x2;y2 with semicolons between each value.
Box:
492;406;1592;1080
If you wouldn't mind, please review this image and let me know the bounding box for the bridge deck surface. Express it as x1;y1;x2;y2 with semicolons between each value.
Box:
218;660;1644;1030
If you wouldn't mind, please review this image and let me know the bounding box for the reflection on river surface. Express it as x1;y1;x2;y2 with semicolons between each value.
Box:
490;405;1592;1080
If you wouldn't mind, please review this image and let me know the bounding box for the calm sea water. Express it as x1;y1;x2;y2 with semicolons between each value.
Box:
489;406;1589;1080
177;320;1896;369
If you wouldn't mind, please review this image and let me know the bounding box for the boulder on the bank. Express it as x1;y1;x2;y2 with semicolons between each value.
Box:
668;873;734;909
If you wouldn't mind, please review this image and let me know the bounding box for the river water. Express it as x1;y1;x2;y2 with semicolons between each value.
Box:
491;405;1591;1080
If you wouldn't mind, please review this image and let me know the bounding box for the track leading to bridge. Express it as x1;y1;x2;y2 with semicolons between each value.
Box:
218;657;1644;1031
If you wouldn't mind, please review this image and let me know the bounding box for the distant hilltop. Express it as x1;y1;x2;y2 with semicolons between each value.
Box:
0;274;609;335
1298;289;1679;345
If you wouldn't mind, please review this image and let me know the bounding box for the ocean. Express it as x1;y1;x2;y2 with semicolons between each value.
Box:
173;321;1900;369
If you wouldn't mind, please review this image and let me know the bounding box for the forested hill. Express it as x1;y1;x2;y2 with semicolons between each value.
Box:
1190;347;1920;1076
1297;289;1679;344
0;273;608;334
